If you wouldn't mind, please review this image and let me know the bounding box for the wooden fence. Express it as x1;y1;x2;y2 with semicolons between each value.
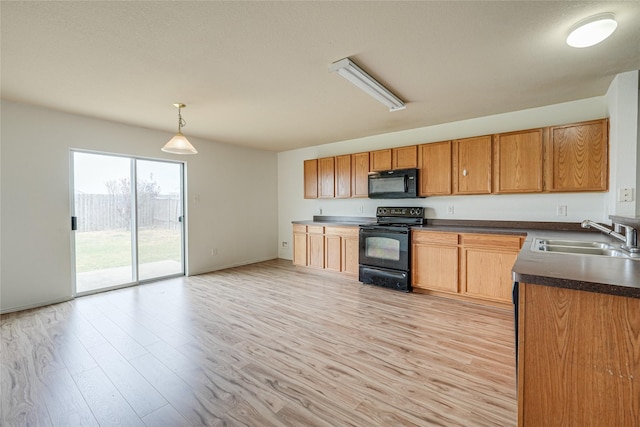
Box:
74;194;181;231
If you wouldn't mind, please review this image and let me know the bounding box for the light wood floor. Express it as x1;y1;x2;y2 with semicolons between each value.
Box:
1;259;517;426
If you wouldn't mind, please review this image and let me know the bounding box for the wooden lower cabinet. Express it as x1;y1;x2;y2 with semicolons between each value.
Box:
518;283;640;426
307;226;325;269
292;224;307;266
461;233;522;303
324;232;342;272
412;230;523;305
341;233;359;275
292;225;359;277
412;231;459;293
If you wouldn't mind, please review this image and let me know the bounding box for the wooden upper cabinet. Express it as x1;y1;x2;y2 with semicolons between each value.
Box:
547;118;608;192
371;146;418;172
392;145;418;169
303;159;318;199
335;154;351;198
453;135;492;194
418;141;452;196
351;152;370;198
493;129;543;194
318;157;335;198
370;149;392;171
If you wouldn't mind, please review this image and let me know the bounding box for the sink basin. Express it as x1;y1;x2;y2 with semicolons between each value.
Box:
531;238;634;259
535;239;611;249
536;245;630;257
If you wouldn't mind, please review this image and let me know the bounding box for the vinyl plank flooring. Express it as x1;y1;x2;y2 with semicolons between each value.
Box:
85;342;167;417
72;366;145;427
40;368;99;427
1;259;517;426
128;352;227;426
141;403;190;427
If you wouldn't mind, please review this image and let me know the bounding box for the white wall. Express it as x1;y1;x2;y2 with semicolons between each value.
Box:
277;94;631;260
0;100;278;313
606;70;639;217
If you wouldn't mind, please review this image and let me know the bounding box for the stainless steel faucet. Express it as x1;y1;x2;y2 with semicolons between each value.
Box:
581;219;639;252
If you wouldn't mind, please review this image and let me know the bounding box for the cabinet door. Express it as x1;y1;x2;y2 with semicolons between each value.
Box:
493;129;543;193
418;141;452;196
342;236;359;276
293;232;308;266
548;119;608;192
335;154;351;198
303;159;318;199
307;233;325;269
461;233;522;303
370;149;392;172
453;135;492;194
392;146;418;169
324;234;342;272
412;244;459;293
462;248;518;303
519;284;640;427
318;157;335;198
351;152;370;198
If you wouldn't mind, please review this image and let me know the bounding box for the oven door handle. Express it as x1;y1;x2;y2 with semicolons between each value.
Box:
360;227;409;235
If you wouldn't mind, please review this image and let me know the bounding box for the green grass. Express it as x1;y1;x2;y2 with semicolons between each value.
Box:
75;228;181;272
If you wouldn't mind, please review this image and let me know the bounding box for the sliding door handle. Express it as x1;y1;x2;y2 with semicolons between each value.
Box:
71;216;77;231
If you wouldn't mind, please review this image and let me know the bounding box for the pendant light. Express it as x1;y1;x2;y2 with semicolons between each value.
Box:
566;13;618;48
162;103;198;154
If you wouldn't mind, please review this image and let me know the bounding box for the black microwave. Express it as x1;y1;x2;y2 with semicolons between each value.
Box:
368;168;422;199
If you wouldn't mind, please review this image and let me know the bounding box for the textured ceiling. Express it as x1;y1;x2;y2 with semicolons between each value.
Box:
2;1;639;152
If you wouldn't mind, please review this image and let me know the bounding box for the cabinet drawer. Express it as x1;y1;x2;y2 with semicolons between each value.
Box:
307;225;325;234
412;231;459;245
338;226;359;238
324;226;344;236
461;233;523;250
293;224;307;233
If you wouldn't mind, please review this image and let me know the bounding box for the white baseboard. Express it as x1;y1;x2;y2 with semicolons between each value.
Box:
187;256;278;276
0;296;73;315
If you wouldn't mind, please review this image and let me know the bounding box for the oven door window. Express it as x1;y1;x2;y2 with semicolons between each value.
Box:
365;237;400;261
359;227;409;271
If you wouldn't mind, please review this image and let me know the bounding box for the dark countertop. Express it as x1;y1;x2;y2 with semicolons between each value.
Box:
292;215;376;227
291;217;640;299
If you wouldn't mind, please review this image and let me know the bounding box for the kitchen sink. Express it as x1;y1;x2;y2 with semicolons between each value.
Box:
534;239;611;249
531;238;634;259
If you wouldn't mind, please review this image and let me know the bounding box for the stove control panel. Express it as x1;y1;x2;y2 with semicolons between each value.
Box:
376;207;424;218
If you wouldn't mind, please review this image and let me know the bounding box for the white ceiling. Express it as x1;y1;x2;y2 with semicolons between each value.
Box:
2;1;639;152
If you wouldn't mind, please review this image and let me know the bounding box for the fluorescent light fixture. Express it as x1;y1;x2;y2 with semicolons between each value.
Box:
567;13;617;48
162;103;198;155
329;58;405;112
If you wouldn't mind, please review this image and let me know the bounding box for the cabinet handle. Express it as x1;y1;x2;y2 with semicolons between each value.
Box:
463;169;468;177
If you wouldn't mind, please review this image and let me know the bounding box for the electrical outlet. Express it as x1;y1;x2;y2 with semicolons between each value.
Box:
556;205;567;216
618;187;634;202
447;205;454;215
359;205;364;213
319;208;323;215
282;241;288;248
211;248;218;256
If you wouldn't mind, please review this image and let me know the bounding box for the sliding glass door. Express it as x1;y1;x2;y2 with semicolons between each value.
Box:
71;151;184;294
136;159;183;281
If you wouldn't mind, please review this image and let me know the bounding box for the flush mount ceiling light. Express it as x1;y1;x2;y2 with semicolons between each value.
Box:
161;103;198;155
566;13;618;48
329;58;405;112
